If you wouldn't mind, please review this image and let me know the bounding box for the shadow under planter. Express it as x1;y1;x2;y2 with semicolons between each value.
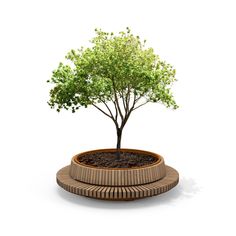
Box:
56;148;179;201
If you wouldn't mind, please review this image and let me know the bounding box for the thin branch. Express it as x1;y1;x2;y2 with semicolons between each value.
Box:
92;104;112;119
101;100;114;119
119;93;137;130
93;103;119;128
125;85;131;113
121;90;127;113
134;95;142;103
120;107;132;129
103;100;119;128
133;100;149;111
115;95;124;120
111;79;124;121
132;93;137;108
112;100;118;122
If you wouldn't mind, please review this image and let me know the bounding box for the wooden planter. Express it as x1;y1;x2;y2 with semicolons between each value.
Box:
57;148;179;201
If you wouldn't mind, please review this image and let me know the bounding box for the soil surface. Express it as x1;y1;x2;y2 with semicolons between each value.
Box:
78;151;157;168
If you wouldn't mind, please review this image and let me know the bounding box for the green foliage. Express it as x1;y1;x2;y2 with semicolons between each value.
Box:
47;27;178;114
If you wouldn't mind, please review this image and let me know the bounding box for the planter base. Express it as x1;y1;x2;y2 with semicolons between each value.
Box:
57;165;179;201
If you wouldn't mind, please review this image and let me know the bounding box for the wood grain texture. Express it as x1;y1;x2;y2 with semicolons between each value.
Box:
69;148;166;186
57;165;179;200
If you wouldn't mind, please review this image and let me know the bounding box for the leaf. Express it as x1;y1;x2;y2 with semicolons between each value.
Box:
47;28;178;113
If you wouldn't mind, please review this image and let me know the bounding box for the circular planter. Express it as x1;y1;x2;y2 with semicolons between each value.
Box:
56;148;179;201
69;149;166;186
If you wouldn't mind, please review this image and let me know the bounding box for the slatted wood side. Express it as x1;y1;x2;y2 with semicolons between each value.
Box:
69;153;166;186
57;165;179;200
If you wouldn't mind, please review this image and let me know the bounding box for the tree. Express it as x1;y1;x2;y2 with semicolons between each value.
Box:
47;27;178;155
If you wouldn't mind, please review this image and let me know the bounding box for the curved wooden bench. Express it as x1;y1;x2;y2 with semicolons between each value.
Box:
57;165;179;200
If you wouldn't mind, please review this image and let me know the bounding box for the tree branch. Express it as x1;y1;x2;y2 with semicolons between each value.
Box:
93;103;119;128
112;100;118;122
134;95;142;104
125;85;131;113
120;107;132;129
92;104;112;119
111;79;124;121
121;90;127;113
133;100;149;111
132;93;137;108
101;100;114;119
119;93;137;130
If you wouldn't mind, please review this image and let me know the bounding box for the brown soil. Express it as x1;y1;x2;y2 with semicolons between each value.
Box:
78;151;157;168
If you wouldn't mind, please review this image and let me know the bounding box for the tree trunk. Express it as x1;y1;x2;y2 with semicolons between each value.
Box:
116;128;122;159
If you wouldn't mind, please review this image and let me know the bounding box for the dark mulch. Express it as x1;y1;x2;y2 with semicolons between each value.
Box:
78;151;157;168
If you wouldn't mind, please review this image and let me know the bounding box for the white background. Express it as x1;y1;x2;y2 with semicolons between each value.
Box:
0;0;235;235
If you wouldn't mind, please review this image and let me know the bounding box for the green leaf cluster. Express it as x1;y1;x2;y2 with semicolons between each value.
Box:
47;27;178;113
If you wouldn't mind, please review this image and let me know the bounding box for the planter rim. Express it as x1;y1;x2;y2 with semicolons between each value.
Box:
72;148;163;170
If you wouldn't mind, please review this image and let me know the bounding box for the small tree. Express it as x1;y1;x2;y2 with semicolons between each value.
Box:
47;28;178;154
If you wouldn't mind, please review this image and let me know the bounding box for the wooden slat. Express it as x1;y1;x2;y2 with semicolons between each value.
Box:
57;165;179;200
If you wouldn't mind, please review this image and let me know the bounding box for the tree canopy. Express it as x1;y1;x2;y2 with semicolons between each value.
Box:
47;27;178;149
